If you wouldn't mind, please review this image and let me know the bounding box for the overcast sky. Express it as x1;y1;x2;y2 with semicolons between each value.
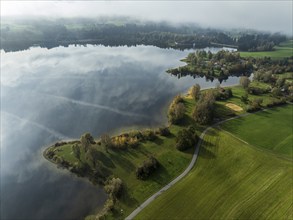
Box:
1;1;292;35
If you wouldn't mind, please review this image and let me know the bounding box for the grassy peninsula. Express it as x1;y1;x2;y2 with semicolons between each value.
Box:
44;41;293;220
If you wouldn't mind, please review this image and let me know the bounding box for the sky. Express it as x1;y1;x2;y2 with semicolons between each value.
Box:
1;1;292;35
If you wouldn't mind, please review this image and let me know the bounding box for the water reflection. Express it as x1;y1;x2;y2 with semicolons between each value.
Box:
1;45;239;220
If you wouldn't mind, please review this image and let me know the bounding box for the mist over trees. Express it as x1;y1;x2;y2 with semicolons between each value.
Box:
0;17;288;52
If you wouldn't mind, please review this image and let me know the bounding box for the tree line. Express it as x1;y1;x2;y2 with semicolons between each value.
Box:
1;17;288;52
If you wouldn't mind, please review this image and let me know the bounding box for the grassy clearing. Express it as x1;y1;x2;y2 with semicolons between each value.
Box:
240;40;293;59
221;105;293;158
136;128;293;220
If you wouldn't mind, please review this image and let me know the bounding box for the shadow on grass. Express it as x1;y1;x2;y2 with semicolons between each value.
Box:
199;141;216;159
97;151;116;168
206;129;217;137
148;164;171;185
119;186;139;208
110;152;136;172
152;137;164;145
179;114;195;127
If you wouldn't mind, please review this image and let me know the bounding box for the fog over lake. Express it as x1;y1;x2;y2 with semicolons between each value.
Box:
1;45;239;220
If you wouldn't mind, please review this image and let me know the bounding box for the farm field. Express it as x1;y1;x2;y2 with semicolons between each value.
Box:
136;126;293;220
221;105;293;158
240;40;293;59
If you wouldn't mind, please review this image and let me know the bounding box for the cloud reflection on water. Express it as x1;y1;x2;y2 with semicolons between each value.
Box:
1;45;239;220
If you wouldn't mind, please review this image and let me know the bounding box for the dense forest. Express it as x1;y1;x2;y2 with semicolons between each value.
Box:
0;17;288;52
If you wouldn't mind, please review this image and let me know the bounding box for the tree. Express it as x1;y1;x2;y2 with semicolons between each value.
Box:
192;91;215;125
104;177;123;199
176;126;198;151
239;76;250;89
168;100;185;124
85;147;98;167
80;132;95;151
136;156;159;180
72;144;81;160
190;84;201;100
100;134;112;152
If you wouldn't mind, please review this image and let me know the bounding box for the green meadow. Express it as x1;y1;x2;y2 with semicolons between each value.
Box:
136;125;293;220
240;40;293;59
221;105;293;158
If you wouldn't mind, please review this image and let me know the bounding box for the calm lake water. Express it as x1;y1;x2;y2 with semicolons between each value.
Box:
0;45;239;220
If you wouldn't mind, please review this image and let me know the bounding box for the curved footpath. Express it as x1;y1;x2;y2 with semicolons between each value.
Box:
125;112;251;220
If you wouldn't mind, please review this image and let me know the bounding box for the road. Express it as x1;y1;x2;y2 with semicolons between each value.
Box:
125;113;252;220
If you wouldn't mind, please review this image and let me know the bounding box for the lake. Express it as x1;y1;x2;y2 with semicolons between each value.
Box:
0;45;239;220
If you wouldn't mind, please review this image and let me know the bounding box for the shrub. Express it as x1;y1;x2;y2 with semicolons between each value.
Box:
128;131;143;139
247;86;270;95
215;88;233;100
46;150;55;159
271;87;282;97
173;95;184;104
266;98;287;107
112;135;128;149
246;98;263;112
142;129;156;141
104;177;123;199
176;126;198;151
239;76;250;88
136;156;159;180
157;127;171;136
246;105;261;112
54;141;67;147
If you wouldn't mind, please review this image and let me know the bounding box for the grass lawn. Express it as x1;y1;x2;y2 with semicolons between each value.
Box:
221;105;293;158
240;40;293;59
136;128;293;220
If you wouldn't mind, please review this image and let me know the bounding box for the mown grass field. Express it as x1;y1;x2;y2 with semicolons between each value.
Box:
136;127;293;220
221;104;293;158
240;40;293;59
